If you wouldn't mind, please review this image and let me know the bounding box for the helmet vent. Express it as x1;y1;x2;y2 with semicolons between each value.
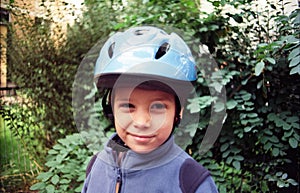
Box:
108;42;115;58
155;42;170;59
134;29;149;36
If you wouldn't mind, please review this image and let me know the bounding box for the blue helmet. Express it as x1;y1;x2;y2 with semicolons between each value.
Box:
94;26;197;88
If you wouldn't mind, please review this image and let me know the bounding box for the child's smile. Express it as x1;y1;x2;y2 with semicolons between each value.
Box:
113;87;176;153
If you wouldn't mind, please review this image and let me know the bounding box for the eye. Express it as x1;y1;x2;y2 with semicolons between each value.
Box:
118;103;135;112
150;102;167;113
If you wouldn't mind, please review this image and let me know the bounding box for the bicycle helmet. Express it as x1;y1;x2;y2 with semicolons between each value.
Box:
94;26;197;88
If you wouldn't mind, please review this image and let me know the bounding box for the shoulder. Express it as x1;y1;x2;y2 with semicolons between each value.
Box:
86;152;99;177
195;176;219;193
179;158;218;193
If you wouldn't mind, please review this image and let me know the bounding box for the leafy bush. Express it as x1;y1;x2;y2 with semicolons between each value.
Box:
30;133;92;193
30;86;111;192
0;100;45;161
0;100;43;191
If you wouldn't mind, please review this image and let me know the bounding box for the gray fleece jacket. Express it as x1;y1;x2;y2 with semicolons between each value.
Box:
81;134;219;193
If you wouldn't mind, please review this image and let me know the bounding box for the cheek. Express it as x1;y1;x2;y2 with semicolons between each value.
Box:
114;111;132;129
151;113;175;135
149;113;164;130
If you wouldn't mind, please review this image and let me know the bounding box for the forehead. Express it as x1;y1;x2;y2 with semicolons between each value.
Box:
113;86;175;100
112;80;177;96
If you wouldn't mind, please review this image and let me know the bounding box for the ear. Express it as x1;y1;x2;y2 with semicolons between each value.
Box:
180;107;184;119
174;108;184;126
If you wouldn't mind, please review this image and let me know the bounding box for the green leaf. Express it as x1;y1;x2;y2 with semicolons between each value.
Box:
247;113;258;118
46;184;55;193
210;82;223;92
244;126;254;132
261;136;269;144
77;173;86;182
287;178;299;186
226;100;237;110
255;61;265;76
222;150;230;158
220;143;229;152
289;137;298;148
281;35;299;44
232;160;241;170
274;118;285;127
283;122;292;130
45;160;59;168
267;113;277;121
290;64;300;75
257;80;263;89
289;55;300;67
233;155;244;161
226;156;233;164
60;178;71;184
269;136;279;143
48;149;58;155
272;147;280;157
75;184;84;192
241;92;252;101
288;47;300;60
51;174;59;185
265;57;276;64
264;142;272;150
37;171;53;182
199;26;208;32
30;182;46;190
53;144;64;150
277;180;286;188
187;100;200;113
241;78;249;85
214;101;225;112
286;116;299;123
281;173;288;180
283;129;294;139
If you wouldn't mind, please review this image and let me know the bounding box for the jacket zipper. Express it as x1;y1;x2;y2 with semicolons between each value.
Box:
115;167;122;193
113;146;126;193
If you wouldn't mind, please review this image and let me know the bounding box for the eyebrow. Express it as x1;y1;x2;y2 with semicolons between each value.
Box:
115;96;174;103
152;97;174;103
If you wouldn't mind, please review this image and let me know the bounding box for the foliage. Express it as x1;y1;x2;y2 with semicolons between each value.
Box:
29;133;92;193
192;2;300;193
7;7;75;147
0;101;43;191
0;100;45;162
4;1;117;190
29;95;111;192
5;0;300;192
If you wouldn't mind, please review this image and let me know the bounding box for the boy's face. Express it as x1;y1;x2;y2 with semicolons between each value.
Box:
113;86;176;153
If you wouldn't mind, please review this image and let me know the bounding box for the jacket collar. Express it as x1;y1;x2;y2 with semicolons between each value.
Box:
98;133;182;171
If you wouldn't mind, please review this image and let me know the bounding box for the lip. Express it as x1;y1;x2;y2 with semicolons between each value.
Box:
128;132;156;138
127;132;156;142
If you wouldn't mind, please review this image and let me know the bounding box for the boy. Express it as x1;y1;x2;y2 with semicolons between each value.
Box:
81;26;219;193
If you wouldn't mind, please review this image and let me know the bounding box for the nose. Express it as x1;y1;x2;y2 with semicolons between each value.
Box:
132;109;151;128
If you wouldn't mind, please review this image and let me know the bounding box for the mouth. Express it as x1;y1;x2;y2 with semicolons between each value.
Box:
128;132;156;138
126;131;157;143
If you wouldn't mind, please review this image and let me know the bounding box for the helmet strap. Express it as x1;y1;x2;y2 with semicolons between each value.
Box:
102;89;114;123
